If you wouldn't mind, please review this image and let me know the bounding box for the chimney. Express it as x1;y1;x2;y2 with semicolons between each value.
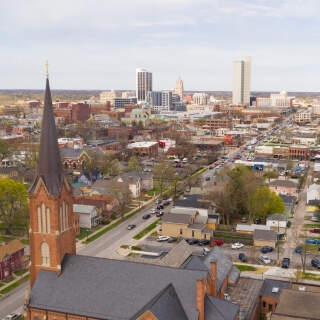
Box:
196;279;205;320
210;260;217;297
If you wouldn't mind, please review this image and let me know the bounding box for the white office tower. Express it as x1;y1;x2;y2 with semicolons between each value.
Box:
175;77;184;100
136;68;152;102
232;56;251;105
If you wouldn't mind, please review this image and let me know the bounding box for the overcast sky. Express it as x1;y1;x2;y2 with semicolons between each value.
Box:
1;0;320;92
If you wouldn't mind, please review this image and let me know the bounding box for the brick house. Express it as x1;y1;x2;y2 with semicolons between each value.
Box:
260;279;290;315
289;145;310;160
60;148;91;172
273;146;289;159
127;141;159;159
0;239;26;281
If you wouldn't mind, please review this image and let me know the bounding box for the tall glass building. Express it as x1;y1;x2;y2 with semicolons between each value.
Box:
136;68;152;102
232;56;251;105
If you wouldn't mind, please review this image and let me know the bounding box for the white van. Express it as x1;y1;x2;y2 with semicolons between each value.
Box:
174;159;180;163
182;158;188;163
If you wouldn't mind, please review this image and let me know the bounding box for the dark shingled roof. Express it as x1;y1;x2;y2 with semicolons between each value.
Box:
204;295;239;320
29;77;64;195
29;254;209;320
260;279;290;298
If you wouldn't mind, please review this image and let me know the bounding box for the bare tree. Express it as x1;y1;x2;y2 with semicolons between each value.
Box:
153;162;175;197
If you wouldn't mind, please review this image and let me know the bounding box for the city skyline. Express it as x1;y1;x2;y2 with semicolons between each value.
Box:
1;0;320;91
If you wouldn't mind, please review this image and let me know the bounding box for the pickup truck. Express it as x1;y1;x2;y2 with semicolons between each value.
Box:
281;257;290;269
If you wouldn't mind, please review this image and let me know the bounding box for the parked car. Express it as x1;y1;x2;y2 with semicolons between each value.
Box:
156;211;164;217
311;258;320;269
209;166;214;170
205;177;210;181
198;239;210;246
261;246;274;253
187;238;199;245
157;204;164;210
254;218;262;224
157;236;170;242
150;208;156;214
231;242;244;249
3;314;21;320
241;217;247;223
281;257;290;268
310;228;320;234
286;220;292;228
155;199;162;205
167;197;173;202
306;238;320;244
167;237;176;243
311;216;319;222
127;224;136;230
295;247;302;254
202;247;210;255
163;201;170;206
261;255;271;264
239;253;247;262
142;214;151;219
212;239;224;246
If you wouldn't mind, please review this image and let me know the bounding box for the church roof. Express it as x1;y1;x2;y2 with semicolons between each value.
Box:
29;254;207;319
29;77;64;195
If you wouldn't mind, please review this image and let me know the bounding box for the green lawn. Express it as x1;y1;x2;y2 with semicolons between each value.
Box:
233;264;257;272
133;219;160;240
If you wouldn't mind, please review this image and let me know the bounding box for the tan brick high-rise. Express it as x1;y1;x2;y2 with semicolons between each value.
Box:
28;75;76;289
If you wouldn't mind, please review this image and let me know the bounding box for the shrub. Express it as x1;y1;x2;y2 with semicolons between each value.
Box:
131;245;141;251
101;220;111;225
111;214;117;220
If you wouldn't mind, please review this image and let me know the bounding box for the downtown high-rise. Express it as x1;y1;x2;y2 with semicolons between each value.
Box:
232;56;251;105
136;68;152;102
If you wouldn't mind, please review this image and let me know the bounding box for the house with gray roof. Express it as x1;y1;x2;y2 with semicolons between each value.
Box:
253;229;277;247
73;204;100;229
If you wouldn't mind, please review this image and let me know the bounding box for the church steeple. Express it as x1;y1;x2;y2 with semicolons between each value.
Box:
29;65;63;195
28;62;76;289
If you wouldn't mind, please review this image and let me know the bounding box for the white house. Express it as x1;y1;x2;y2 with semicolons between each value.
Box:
266;213;287;232
73;204;100;229
307;183;320;203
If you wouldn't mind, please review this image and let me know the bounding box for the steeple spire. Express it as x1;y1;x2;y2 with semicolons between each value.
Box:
29;62;64;195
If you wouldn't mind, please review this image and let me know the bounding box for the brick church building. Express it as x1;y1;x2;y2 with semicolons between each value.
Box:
24;72;240;320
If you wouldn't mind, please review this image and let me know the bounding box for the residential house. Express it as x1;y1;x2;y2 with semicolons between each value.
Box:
126;141;158;159
279;194;296;218
268;179;298;198
253;229;277;248
0;239;26;281
123;170;153;191
73;204;100;229
114;174;141;198
266;213;287;232
162;210;213;240
60;148;91;172
236;224;270;234
307;183;320;203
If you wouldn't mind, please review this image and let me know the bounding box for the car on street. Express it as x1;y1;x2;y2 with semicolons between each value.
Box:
167;198;173;202
286;220;292;228
306;238;320;244
187;238;199;245
127;224;136;230
310;228;320;234
155;199;162;205
156;211;164;217
261;255;271;264
261;246;274;253
311;216;319;222
3;314;21;320
157;236;170;242
239;253;247;262
209;166;214;170
311;258;320;269
198;239;210;246
167;237;176;243
143;214;151;219
231;242;244;249
163;201;170;206
205;177;210;181
150;208;156;214
157;204;164;210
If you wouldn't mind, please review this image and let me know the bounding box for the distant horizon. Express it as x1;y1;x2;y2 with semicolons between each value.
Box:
1;1;320;91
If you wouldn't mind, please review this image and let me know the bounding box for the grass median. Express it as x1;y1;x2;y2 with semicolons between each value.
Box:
133;219;161;240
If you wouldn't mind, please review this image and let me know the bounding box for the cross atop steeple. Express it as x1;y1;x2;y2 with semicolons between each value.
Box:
45;59;49;78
